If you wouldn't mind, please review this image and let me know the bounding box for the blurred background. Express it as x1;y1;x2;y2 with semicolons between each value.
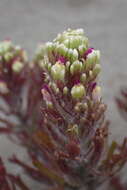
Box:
0;0;127;188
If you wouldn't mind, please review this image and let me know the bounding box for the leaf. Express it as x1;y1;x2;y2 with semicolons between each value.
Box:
102;141;117;166
9;155;49;183
33;130;55;151
8;175;30;190
107;141;117;160
33;160;65;186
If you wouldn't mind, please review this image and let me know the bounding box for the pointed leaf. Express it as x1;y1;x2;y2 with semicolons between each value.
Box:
33;160;65;186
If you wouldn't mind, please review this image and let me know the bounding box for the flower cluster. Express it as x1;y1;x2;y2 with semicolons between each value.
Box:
30;29;127;190
0;40;27;95
0;40;43;145
0;29;127;190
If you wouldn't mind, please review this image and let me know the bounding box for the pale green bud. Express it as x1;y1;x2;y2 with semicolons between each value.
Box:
52;42;58;51
82;37;89;47
67;49;73;60
69;36;82;49
92;86;101;102
88;70;93;80
0;81;9;94
47;62;52;72
71;84;86;100
51;62;65;81
86;50;100;67
55;87;60;94
51;82;59;94
1;41;12;53
57;44;68;56
15;45;21;51
64;39;69;48
4;52;13;62
82;102;88;110
72;49;79;62
63;86;68;95
74;105;80;112
69;37;77;49
80;73;87;83
70;60;82;75
78;45;87;55
66;61;71;71
46;101;53;109
76;28;84;35
12;61;24;73
38;60;45;69
35;45;46;61
51;82;56;89
93;64;101;76
46;42;53;52
75;102;87;112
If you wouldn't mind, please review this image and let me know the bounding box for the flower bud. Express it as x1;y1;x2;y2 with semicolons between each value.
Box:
76;28;84;35
51;62;65;81
86;50;100;69
92;86;101;102
46;101;53;109
12;61;24;73
0;81;9;94
72;49;79;62
93;64;101;76
46;42;53;52
51;82;59;93
4;52;13;62
64;39;69;48
70;60;82;75
0;41;12;55
69;36;82;49
57;44;67;56
66;61;71;71
67;49;73;60
71;84;86;100
80;73;87;83
78;45;87;55
63;86;68;95
47;62;52;72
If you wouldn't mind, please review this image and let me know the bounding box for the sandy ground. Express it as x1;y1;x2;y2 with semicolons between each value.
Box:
0;0;127;189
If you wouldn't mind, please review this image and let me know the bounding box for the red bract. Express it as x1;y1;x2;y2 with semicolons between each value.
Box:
0;157;29;190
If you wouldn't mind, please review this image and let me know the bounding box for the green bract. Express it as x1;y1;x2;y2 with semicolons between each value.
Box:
51;62;65;81
71;84;86;100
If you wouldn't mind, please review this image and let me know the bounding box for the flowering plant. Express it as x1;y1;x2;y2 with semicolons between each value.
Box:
0;29;127;190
